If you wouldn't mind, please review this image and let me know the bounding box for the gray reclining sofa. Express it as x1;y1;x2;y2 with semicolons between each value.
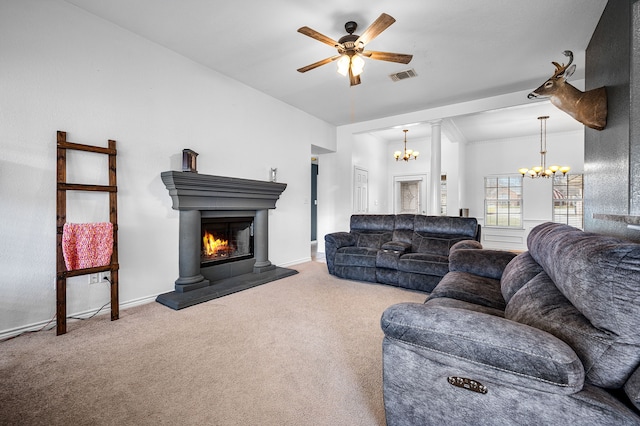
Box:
381;222;640;425
324;214;480;292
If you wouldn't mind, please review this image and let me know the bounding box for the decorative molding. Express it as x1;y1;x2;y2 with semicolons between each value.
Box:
161;171;287;211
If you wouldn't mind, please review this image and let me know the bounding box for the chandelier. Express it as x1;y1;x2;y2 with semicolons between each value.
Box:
394;129;419;161
518;116;570;178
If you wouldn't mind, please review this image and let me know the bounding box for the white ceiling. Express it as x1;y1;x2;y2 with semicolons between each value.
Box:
63;0;607;142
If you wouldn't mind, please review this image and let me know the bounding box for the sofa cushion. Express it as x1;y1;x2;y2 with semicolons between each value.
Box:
523;222;640;388
505;269;640;388
448;248;517;281
624;365;640;411
398;253;449;276
501;251;544;302
412;233;469;256
335;247;378;268
413;215;478;239
428;271;506;311
350;214;395;232
392;214;416;244
355;231;392;249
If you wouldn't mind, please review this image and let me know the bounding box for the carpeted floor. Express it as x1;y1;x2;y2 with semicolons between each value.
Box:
0;261;426;425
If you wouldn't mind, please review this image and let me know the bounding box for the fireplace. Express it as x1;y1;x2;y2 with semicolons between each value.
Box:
156;171;297;310
201;217;254;266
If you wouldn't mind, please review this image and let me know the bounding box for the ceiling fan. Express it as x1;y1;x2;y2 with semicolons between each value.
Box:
297;13;413;86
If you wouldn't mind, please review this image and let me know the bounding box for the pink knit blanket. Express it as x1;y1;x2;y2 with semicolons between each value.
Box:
62;222;114;271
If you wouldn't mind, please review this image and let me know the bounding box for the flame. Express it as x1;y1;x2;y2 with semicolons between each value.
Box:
203;230;229;257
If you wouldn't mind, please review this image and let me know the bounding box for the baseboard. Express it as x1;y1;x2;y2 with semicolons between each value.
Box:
0;294;159;341
279;257;312;267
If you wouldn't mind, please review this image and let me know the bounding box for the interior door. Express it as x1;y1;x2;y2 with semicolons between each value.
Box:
354;167;368;213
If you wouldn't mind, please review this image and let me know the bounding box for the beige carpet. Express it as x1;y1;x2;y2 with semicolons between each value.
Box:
0;261;426;425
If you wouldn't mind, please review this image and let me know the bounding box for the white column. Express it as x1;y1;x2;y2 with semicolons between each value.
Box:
429;120;442;215
458;139;468;216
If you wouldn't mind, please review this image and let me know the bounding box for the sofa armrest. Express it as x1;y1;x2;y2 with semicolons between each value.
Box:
448;248;517;280
381;240;411;253
450;239;483;251
381;303;584;395
325;231;355;248
324;232;356;274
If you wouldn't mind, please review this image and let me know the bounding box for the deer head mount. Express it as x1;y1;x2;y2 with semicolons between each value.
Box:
528;50;607;131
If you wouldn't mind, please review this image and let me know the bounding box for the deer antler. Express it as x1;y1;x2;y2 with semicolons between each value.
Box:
551;50;574;78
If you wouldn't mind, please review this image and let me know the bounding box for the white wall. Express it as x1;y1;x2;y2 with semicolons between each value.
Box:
353;133;389;213
0;0;335;335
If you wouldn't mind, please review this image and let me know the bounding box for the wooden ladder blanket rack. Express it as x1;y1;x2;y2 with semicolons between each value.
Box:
56;130;119;335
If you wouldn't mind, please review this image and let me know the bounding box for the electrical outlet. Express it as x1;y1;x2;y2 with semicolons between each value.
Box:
100;271;111;283
88;273;100;285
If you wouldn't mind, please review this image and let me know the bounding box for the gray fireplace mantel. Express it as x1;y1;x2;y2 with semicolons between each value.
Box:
161;171;287;211
157;171;296;310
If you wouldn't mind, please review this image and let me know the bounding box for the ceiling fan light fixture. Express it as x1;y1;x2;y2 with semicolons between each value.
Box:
336;54;365;77
351;55;365;76
336;55;350;76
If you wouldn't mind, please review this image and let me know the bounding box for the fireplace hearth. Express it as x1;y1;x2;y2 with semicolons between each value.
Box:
156;171;297;310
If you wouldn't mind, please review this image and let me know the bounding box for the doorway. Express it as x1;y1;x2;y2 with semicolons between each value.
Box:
311;161;318;241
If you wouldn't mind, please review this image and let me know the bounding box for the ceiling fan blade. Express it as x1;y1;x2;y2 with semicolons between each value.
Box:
355;13;396;46
297;26;340;48
297;55;341;73
362;50;413;64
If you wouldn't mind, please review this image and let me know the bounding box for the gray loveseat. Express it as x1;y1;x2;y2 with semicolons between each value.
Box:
324;214;480;292
381;222;640;425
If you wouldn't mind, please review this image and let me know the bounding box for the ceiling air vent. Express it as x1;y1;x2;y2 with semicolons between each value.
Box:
389;68;418;82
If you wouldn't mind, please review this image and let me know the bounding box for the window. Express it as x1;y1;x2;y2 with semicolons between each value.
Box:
553;174;583;229
399;180;420;214
440;174;447;216
484;176;522;228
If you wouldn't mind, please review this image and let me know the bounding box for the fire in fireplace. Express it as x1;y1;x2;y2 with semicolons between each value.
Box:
201;217;254;266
